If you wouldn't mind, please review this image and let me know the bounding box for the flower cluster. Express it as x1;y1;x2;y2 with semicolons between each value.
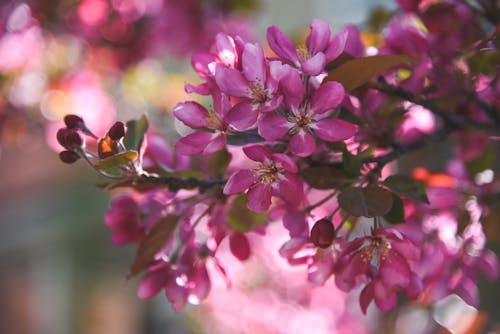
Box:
55;0;499;318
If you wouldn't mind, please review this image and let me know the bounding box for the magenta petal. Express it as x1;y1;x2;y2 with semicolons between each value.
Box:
314;118;357;142
190;266;211;301
455;277;478;306
325;28;348;61
477;250;499;281
272;153;298;173
266;25;299;64
359;282;375;314
166;277;188;311
373;280;397;312
306;19;331;54
138;268;170;299
243;144;273;162
175;132;211;155
223;169;255;194
242;43;266;83
283;210;308;237
247;183;273;213
173;102;209;129
258;112;290;140
191;52;218;77
215;65;249;98
226;102;259;130
380;251;411;289
203;133;226;155
280;67;305;109
301;52;326;76
289;131;316;157
215;33;237;67
311;81;345;113
279;173;303;207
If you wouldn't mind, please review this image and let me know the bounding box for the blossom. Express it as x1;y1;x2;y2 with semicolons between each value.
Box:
223;144;303;213
215;42;282;130
266;19;347;75
258;66;357;157
104;195;144;244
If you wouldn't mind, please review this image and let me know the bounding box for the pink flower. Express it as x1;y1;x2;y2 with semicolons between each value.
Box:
104;195;144;244
174;89;231;155
223;144;303;213
335;228;421;313
258;67;357;157
215;42;282;130
266;19;347;75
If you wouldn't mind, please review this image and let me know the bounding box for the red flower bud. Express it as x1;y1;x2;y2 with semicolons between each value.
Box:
229;232;251;261
59;150;80;164
108;121;127;140
63;114;84;129
56;128;84;149
310;219;335;248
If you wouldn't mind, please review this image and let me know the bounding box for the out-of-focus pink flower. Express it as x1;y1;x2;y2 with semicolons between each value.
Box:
223;144;303;213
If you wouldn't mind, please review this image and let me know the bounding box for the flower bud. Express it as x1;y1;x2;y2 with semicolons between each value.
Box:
63;114;84;129
59;150;80;164
229;232;251;261
56;128;84;149
108;121;127;140
310;219;335;248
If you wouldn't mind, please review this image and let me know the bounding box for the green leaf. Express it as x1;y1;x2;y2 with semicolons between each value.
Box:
466;144;495;176
300;166;350;189
123;115;149;151
383;174;429;204
323;55;413;91
338;186;393;217
342;149;361;177
94;150;138;170
208;149;232;178
227;195;268;232
384;193;405;224
129;215;179;277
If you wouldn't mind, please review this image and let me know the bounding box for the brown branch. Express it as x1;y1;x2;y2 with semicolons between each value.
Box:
136;173;225;192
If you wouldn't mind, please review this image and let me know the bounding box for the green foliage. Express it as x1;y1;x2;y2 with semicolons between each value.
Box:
123;115;149;152
383;174;429;204
227;195;268;232
94;151;138;170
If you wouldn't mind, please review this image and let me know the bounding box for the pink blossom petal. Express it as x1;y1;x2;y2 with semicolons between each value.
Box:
242;42;266;83
278;237;310;259
215;65;249;98
260;94;283;113
185;82;210;95
306;19;331;54
373;280;397;312
301;52;327;76
308;254;334;285
283;210;308;237
266;25;299;64
166;277;188;311
215;33;237;67
380;251;411;289
272;153;298;173
313;118;357;142
111;226;142;245
311;81;345;113
359;282;375;314
454;277;478;306
226;102;259;130
138;268;170;299
190;266;211;301
173;102;209;129
325;28;348;61
175;131;212;155
289;131;316;157
280;67;305;109
243;144;273;162
191;52;218;77
279;173;303;207
257;112;290;140
247;183;273;213
477;250;499;281
223;169;255;194
229;232;251;261
203;132;226;155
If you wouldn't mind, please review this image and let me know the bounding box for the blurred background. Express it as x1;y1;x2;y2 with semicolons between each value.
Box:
1;0;498;333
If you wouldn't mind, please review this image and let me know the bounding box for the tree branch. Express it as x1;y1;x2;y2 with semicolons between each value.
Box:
137;173;226;192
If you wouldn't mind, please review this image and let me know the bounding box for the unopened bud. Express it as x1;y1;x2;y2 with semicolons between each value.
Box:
63;114;84;129
59;150;80;164
108;121;127;140
310;219;335;249
57;128;84;149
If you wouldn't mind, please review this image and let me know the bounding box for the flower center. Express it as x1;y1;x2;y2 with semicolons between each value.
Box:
248;80;269;105
207;109;225;131
254;161;282;184
289;112;313;133
296;44;311;64
359;236;391;267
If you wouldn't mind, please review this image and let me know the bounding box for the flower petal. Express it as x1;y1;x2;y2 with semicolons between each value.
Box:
215;33;237;67
283;210;308;237
175;132;212;155
325;28;348;61
301;52;327;76
247;183;273;213
280;67;305;109
313;118;357;142
138;268;170;299
243;144;273;162
289;131;316;157
242;42;266;83
215;65;249;98
380;251;411;289
279;173;303;207
306;19;331;54
203;132;226;155
173;102;209;129
311;81;345;113
223;169;255;194
258;112;290;141
373;280;397;312
272;153;298;173
359;282;375;314
226;102;259;130
266;25;299;64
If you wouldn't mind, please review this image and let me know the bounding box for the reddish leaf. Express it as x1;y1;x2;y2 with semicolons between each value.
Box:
323;54;413;91
338;186;393;217
129;215;179;277
300;166;349;189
